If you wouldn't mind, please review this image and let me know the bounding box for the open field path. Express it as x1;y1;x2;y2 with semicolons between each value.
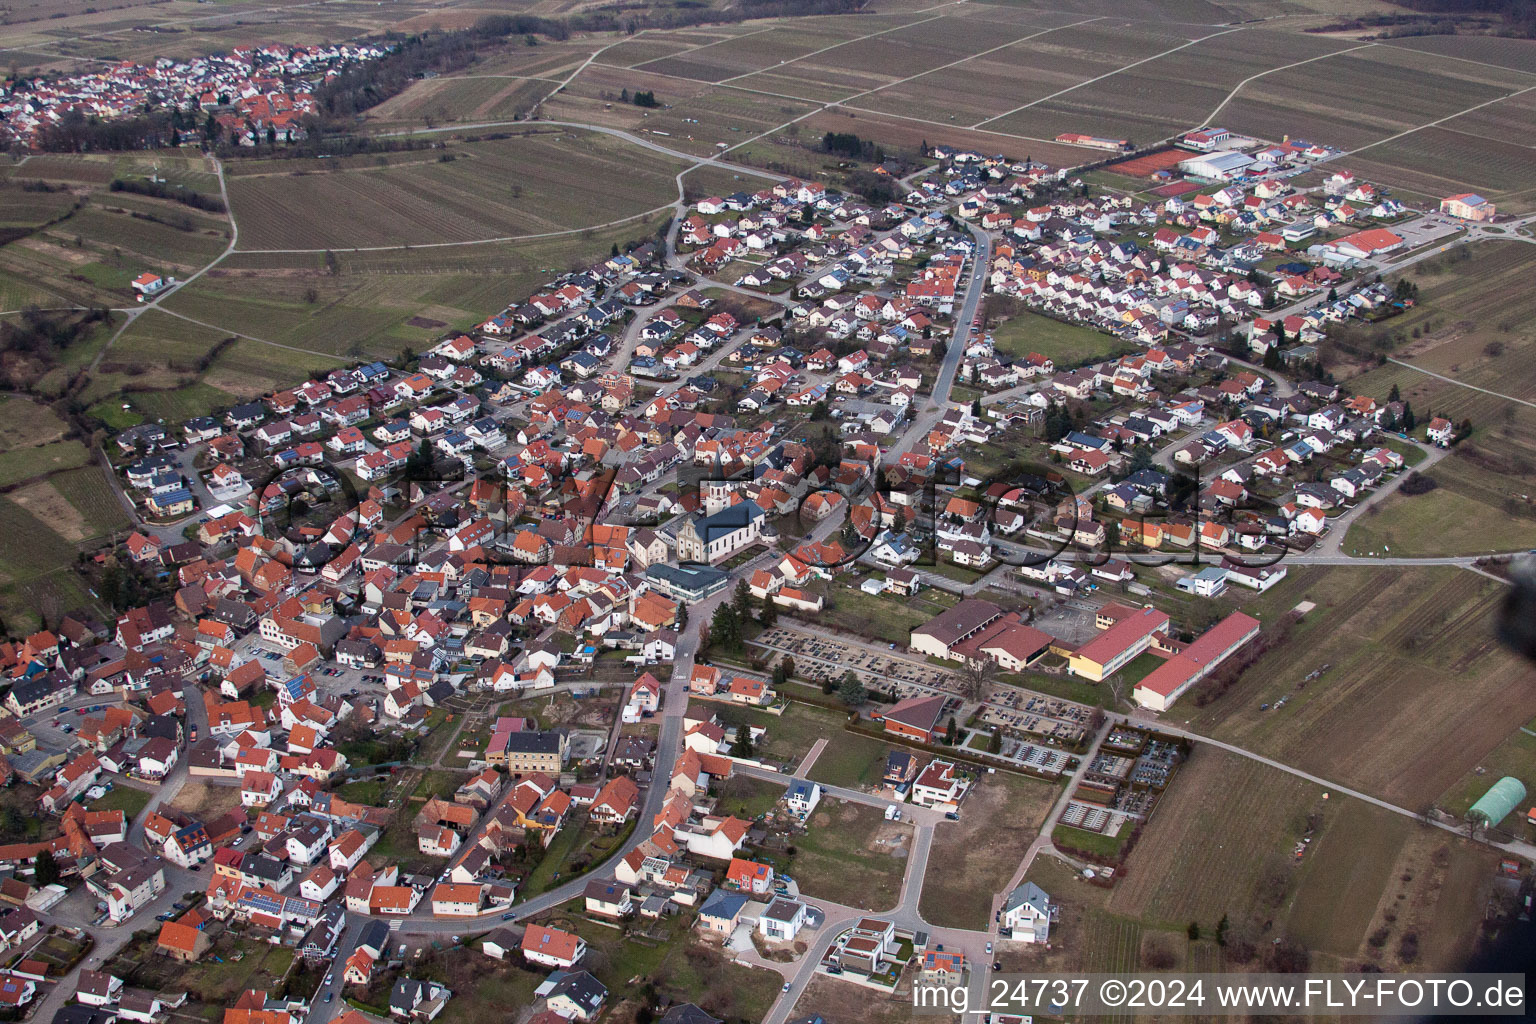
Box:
1385;358;1536;410
972;27;1248;130
89;154;239;371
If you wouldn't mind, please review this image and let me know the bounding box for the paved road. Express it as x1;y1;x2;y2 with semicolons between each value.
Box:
888;223;990;461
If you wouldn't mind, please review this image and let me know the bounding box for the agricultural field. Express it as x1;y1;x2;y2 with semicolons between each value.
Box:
1108;746;1327;930
1101;746;1501;972
160;211;672;365
1218;44;1534;152
979;26;1344;143
46;465;129;535
362;75;557;128
919;771;1059;930
1375;243;1536;402
1184;566;1536;812
1434;716;1536;822
224;130;687;250
0;495;98;634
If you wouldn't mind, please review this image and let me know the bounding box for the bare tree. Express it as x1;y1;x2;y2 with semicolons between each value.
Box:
957;657;995;702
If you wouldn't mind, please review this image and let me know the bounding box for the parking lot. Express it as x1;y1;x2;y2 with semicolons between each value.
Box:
753;627;959;697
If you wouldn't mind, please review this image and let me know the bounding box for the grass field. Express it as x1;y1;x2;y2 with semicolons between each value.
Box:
1345;470;1536;557
806;728;892;790
714;774;786;819
225;130;687;250
779;798;912;910
89;785;152;818
919;771;1059;930
0;438;90;488
989;310;1137;369
1185;566;1536;811
536;910;783;1021
713;701;841;768
0;396;68;451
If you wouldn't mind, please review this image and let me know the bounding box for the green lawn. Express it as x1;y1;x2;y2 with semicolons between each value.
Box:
1054;821;1132;859
1114;652;1167;689
1345;485;1536;557
712;701;844;768
0;439;91;487
927;560;989;586
89;786;152;818
337;778;388;805
818;582;936;646
714;774;786;819
990;310;1137;370
806;729;891;790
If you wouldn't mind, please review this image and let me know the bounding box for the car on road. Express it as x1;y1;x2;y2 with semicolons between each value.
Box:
324;994;332;1004
782;983;792;992
324;973;333;986
502;912;515;921
985;942;992;954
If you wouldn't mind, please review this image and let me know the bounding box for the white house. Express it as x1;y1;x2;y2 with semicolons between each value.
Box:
756;897;808;942
1001;882;1053;943
785;779;820;819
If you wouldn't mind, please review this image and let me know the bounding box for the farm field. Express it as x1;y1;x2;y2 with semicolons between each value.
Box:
980;27;1348;143
0;494;96;634
998;743;1503;979
42;465;130;536
1183;566;1536;811
1434;716;1536;822
0;438;90;488
1376;244;1536;401
0;396;68;452
1341;124;1536;213
918;771;1059;930
224;130;687;250
362;75;557;127
1109;746;1325;932
1217;44;1535;152
854;16;1197;127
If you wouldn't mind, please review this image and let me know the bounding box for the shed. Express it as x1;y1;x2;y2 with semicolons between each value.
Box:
1469;776;1527;828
